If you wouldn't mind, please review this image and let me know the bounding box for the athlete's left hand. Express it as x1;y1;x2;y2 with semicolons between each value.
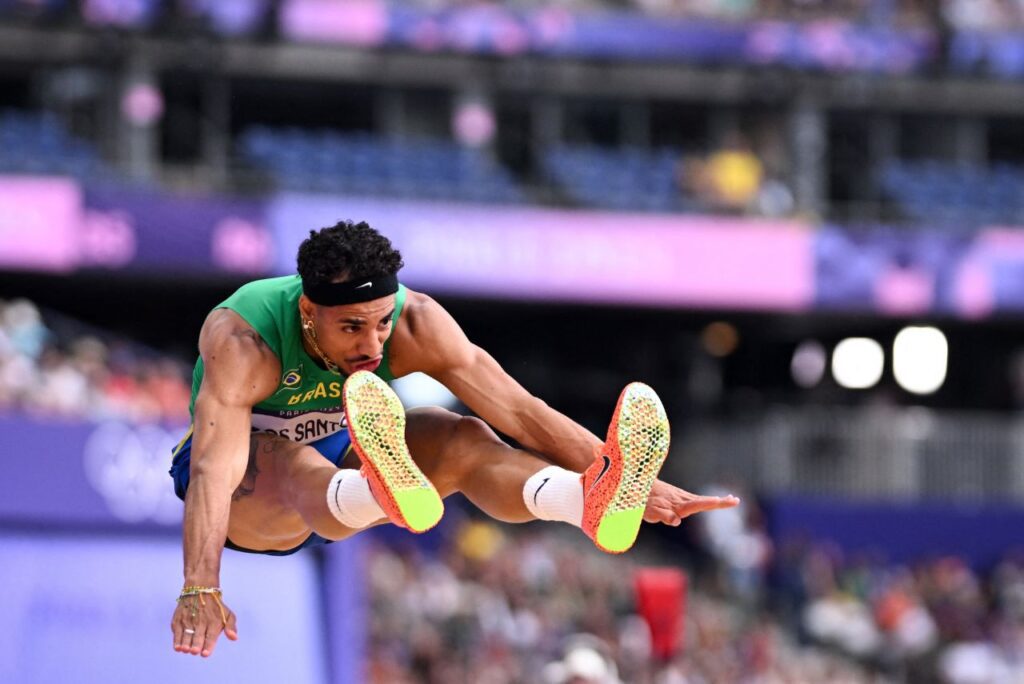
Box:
644;479;739;526
171;591;238;657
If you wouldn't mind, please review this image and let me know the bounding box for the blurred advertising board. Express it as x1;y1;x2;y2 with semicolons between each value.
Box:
279;0;936;74
815;224;1024;318
767;496;1024;570
268;193;815;312
0;413;186;529
322;536;368;684
0;176;272;275
11;174;1024;319
0;176;81;273
0;534;327;683
0;408;366;683
83;184;272;275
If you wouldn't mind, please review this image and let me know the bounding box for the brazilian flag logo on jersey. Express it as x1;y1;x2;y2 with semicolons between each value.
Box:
281;367;302;389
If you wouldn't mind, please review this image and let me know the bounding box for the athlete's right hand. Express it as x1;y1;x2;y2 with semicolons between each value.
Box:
171;590;238;657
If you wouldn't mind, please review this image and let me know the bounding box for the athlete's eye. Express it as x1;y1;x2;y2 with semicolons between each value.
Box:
343;325;360;334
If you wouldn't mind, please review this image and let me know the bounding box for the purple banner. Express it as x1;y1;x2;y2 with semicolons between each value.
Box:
815;225;1024;318
279;0;936;74
81;0;161;29
84;185;272;274
0;534;327;683
269;193;815;312
13;174;1024;320
767;497;1024;570
0;413;186;528
0;176;81;273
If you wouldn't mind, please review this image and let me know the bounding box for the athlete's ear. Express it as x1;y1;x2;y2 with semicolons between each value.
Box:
298;294;315;322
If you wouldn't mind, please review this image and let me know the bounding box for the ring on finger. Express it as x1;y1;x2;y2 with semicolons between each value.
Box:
184;628;196;635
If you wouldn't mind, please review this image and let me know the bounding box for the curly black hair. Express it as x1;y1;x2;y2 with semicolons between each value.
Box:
297;220;404;286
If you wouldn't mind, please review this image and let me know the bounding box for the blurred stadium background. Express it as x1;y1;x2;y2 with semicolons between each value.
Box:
3;0;1024;682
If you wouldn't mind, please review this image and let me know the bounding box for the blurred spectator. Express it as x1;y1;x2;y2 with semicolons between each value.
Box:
0;298;191;422
686;132;765;214
699;485;772;605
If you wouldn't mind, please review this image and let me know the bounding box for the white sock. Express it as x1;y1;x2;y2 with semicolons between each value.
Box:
523;465;584;527
326;469;386;529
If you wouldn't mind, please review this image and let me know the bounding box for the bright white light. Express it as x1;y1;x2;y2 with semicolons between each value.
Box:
832;338;884;389
893;326;948;395
391;372;458;409
791;340;827;388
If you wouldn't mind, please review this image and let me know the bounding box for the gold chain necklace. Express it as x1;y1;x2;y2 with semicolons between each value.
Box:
302;321;342;376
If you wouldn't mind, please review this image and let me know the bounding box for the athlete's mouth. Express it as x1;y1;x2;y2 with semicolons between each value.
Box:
348;357;383;372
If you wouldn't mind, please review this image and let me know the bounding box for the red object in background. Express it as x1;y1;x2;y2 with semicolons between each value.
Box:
634;567;688;661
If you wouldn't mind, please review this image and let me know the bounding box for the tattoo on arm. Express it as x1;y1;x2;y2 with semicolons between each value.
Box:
231;438;261;501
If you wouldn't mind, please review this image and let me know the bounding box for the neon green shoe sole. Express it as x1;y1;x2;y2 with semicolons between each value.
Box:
583;382;671;554
343;371;444;533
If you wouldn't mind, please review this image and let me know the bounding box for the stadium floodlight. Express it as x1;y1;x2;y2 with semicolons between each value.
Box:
893;326;948;395
791;339;826;388
832;337;884;389
391;371;459;409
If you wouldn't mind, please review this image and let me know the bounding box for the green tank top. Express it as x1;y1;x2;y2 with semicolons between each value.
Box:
188;275;407;444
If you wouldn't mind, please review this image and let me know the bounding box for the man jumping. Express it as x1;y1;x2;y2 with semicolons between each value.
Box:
168;220;739;657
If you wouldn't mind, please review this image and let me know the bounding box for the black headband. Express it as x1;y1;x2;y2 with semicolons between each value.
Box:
302;274;399;306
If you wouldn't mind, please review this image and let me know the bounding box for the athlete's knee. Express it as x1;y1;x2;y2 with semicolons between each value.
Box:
440;415;505;488
407;407;500;479
450;414;499;449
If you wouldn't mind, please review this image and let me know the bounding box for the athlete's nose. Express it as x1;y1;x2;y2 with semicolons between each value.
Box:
357;333;383;359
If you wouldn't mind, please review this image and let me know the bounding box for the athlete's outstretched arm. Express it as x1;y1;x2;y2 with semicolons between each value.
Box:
171;310;279;657
393;292;601;470
393;293;739;525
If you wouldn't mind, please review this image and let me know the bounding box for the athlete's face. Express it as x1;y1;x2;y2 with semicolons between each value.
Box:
298;293;397;376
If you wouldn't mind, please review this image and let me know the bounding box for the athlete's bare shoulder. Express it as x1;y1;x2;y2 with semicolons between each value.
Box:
197;308;280;407
388;289;475;377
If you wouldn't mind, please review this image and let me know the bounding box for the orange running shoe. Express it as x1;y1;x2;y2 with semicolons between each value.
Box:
582;382;670;554
342;371;444;533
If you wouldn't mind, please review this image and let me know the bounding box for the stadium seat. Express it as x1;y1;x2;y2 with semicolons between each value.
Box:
0;109;106;178
236;126;524;204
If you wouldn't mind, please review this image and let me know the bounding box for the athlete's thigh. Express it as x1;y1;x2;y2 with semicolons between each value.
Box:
226;432;311;550
402;406;500;496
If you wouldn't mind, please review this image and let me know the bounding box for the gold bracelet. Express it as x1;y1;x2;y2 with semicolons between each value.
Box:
179;586;221;598
177;586;228;627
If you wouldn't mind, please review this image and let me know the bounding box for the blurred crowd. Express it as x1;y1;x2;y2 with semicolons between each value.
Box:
694;492;1024;682
0;298;191;422
365;519;874;684
400;0;1024;31
4;0;1024;32
366;496;1024;684
773;541;1024;683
